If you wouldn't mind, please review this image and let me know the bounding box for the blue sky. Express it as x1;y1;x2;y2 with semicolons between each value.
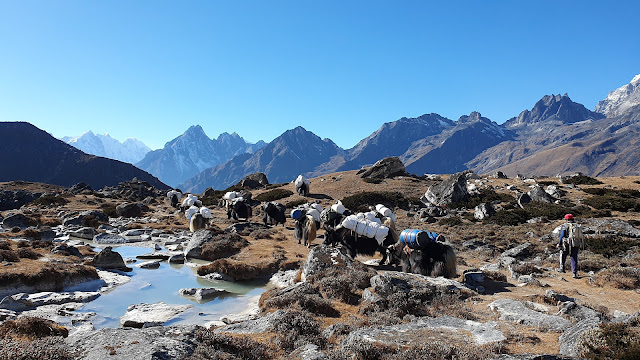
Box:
1;1;638;150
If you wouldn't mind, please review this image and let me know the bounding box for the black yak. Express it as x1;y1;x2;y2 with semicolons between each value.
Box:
390;241;457;278
261;202;286;226
227;199;252;221
323;221;397;265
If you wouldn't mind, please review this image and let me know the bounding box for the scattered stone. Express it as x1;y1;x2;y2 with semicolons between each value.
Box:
489;299;572;331
136;260;161;269
179;288;230;301
214;310;283;334
224;222;270;234
360;157;405;179
66;324;199;360
417;204;447;218
68;227;97;240
493;171;508;179
559;317;601;356
121;229;148;237
92;247;132;272
581;218;640;238
237;173;269;189
0;190;41;211
116;202;149;218
342;316;505;350
0;291;100;311
93;233;129;244
68;182;94;194
2;212;36;228
423;171;469;206
517;193;532;208
168;253;185;263
136;251;173;260
368;272;469;300
51;244;84;257
0;309;17;321
500;242;531;259
120;302;193;328
474;202;496;220
545;185;565;198
527;185;556;203
289;344;328;360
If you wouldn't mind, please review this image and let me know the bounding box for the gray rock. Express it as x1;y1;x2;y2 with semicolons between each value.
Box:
501;242;531;259
0;309;17;321
2;213;35;228
417;204;447;217
116;203;149;218
474;202;496;220
489;299;572;331
136;251;172;260
289;344;328;360
178;287;230;301
51;244;83;257
517;193;532;208
301;245;355;281
120;302;193;328
121;229;148;237
168;253;185;263
423;172;469;206
66;324;199;360
559;317;601;356
342;316;505;351
224;222;270;234
0;291;100;311
93;233;129;244
493;171;508;179
214;310;283;334
545;185;565;198
63;210;108;227
360;157;405;179
369;271;468;299
135;260;161;269
581;218;640;238
92;247;132;272
527;185;556;203
237;172;269;189
184;229;217;259
68;227;97;240
0;190;41;211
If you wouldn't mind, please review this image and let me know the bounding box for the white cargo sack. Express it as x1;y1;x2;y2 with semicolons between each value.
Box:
375;204;395;222
295;175;309;188
223;191;240;200
374;225;389;244
364;211;381;224
185;205;199;220
182;196;195;208
341;215;358;231
331;201;345;215
364;221;379;238
167;190;183;200
199;207;213;219
306;208;321;223
308;203;323;213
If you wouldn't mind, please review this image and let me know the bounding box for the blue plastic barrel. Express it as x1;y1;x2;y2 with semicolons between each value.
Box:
291;209;303;220
400;229;432;249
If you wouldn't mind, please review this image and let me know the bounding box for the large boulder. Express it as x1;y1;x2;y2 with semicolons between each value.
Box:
93;233;129;244
545;185;565;198
68;182;94;194
581;219;640;238
63;210;109;226
301;245;356;282
0;190;41;211
360;157;405;179
0;291;100;311
120;302;193;328
179;288;230;302
66;325;199;360
367;272;468;301
341;316;505;351
423;171;469;206
489;299;572;331
237;173;269;189
527;185;556;203
116;202;149;218
2;212;37;229
559;317;601;356
92;247;132;272
68;227;97;240
184;229;217;259
474;202;496;220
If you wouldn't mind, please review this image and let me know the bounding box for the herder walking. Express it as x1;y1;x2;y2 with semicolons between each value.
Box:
557;214;585;278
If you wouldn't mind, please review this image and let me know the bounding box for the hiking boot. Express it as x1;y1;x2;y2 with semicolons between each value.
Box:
557;268;565;273
572;273;578;278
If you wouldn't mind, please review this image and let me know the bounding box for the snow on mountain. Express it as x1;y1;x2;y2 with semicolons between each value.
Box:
595;74;640;118
63;131;152;164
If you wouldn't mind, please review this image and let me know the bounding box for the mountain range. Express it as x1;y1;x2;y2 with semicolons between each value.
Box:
62;131;152;164
4;74;639;193
0;122;167;190
135;125;266;187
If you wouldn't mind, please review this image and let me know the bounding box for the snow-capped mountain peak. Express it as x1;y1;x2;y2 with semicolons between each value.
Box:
595;74;640;118
62;131;152;164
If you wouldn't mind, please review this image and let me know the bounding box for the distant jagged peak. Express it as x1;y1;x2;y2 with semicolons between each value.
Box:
506;93;603;128
457;111;492;124
595;74;640;118
396;113;455;127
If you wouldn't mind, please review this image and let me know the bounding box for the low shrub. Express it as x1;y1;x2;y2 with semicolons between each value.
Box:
29;195;68;207
593;267;640;290
585;236;640;258
342;191;408;213
487;202;580;226
0;249;19;262
255;189;294;202
563;175;603;185
0;337;78;360
249;228;275;239
332;338;503;360
0;240;12;250
17;248;42;259
31;240;53;249
264;183;288;190
583;194;640;212
0;317;68;339
16;240;30;248
260;282;339;317
438;216;463;226
582;188;640;198
270;310;326;351
197;258;278;281
199;233;249;261
189;329;272;360
0;264;98;289
578;322;640;359
100;204;118;218
308;265;376;305
450;189;515;209
484;271;508;282
363;178;383;184
284;198;307;208
512;263;543;275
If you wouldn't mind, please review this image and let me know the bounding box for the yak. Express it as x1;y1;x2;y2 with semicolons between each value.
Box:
262;202;286;226
323;219;398;265
190;212;208;232
227;199;252;221
389;241;457;278
294;211;317;247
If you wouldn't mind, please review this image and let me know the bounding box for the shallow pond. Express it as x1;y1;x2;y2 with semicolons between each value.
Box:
76;245;268;329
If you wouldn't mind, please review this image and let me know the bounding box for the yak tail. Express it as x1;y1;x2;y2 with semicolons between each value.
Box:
442;245;457;278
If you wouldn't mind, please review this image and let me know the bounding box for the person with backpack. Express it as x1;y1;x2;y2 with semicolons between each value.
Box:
557;213;584;278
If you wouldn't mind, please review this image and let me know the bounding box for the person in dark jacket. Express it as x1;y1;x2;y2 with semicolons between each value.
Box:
557;213;584;278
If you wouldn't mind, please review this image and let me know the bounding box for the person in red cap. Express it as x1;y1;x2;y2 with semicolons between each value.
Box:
557;213;584;278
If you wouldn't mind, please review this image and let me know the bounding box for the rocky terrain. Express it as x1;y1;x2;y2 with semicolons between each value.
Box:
1;163;640;359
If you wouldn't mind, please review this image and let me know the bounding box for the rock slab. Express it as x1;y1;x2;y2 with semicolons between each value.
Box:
120;302;193;328
489;299;572;331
